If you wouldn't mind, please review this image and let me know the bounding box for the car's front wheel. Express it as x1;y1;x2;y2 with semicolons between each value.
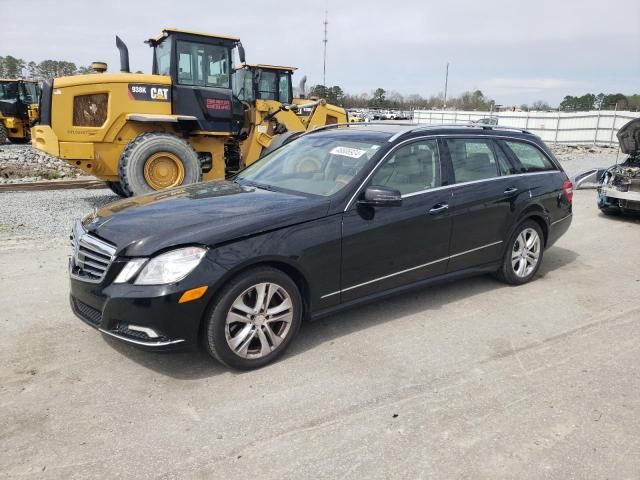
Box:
203;267;302;370
496;220;544;285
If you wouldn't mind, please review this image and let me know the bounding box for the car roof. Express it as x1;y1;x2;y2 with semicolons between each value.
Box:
306;122;538;143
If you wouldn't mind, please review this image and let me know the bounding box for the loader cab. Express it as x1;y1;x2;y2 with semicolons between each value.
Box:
148;28;245;134
0;80;40;120
232;64;294;104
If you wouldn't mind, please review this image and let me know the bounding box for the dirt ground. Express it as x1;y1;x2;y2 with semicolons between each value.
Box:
0;188;639;479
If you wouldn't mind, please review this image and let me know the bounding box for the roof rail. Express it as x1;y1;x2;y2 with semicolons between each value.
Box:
302;121;534;142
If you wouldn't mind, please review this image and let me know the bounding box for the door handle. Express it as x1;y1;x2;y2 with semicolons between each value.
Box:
504;187;518;195
429;203;449;215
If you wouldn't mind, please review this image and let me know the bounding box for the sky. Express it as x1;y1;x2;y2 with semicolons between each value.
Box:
1;0;639;106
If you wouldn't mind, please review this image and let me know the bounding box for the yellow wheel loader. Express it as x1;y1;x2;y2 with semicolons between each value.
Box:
232;63;346;163
0;79;40;143
32;28;346;197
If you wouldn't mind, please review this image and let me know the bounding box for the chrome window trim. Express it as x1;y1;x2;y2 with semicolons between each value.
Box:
400;170;558;199
345;133;561;211
320;240;503;299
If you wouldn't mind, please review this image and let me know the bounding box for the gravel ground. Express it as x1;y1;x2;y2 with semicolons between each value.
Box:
0;143;89;183
0;148;626;243
0;188;118;241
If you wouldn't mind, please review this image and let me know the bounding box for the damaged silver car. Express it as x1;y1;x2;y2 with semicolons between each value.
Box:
598;118;640;215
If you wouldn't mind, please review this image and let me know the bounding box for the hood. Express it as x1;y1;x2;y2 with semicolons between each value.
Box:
84;181;330;256
617;118;640;155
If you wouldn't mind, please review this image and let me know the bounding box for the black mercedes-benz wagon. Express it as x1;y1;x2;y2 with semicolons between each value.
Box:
69;123;573;369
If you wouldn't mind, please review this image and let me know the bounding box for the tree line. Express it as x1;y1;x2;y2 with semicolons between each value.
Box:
559;93;640;111
308;85;497;111
0;55;91;80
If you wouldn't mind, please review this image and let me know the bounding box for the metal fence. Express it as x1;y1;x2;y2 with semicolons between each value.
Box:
412;109;640;145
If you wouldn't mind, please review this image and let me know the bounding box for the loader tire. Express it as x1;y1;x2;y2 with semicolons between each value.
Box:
0;124;7;144
105;181;128;197
119;132;201;197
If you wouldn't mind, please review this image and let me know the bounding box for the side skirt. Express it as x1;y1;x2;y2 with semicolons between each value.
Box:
309;262;502;321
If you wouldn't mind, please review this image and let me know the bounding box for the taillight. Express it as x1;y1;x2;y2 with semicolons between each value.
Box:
562;179;573;204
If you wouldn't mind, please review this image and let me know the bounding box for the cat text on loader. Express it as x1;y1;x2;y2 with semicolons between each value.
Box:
232;63;346;163
32;29;346;197
0;79;40;143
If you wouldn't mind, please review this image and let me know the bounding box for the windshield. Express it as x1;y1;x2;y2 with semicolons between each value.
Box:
233;68;253;102
154;39;172;75
23;83;39;103
0;82;19;101
236;134;382;196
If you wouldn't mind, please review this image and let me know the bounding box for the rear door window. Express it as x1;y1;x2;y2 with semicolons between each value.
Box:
503;141;556;172
445;138;500;183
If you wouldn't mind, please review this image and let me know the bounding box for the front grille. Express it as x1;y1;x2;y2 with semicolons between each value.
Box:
72;297;102;327
70;221;116;283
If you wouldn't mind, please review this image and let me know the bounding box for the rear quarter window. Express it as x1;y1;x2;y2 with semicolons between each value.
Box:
503;141;556;172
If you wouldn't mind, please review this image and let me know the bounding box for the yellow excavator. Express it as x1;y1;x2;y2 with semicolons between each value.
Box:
0;79;40;143
32;28;346;196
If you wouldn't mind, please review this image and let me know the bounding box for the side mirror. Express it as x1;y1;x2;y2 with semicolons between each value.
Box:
358;186;402;207
238;42;246;64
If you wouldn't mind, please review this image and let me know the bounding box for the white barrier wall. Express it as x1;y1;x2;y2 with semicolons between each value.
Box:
412;110;640;145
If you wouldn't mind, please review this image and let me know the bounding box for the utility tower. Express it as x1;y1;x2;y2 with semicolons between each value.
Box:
323;9;328;87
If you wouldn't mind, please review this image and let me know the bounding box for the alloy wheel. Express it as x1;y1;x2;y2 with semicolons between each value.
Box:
225;282;294;359
511;227;541;278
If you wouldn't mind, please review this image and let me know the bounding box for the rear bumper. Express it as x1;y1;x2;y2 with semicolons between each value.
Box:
32;124;60;156
547;212;572;248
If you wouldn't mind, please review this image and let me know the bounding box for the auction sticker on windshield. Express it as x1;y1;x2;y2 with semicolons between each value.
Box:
330;146;367;159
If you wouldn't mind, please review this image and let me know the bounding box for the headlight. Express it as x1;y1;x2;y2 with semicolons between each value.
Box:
133;247;207;285
113;258;147;284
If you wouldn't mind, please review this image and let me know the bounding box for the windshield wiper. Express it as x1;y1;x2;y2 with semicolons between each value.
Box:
242;180;276;191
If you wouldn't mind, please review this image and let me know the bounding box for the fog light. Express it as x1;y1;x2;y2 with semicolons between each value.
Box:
179;286;208;304
127;325;160;338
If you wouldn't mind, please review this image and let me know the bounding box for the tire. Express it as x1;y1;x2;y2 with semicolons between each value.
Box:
105;181;128;197
0;123;7;144
119;132;201;197
599;205;620;216
496;220;545;285
8;136;31;144
203;266;303;370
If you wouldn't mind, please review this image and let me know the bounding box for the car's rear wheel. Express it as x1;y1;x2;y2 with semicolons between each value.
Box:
203;267;302;370
496;220;544;285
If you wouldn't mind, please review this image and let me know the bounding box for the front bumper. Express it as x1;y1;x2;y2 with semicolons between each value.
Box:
598;186;640;211
69;260;222;351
